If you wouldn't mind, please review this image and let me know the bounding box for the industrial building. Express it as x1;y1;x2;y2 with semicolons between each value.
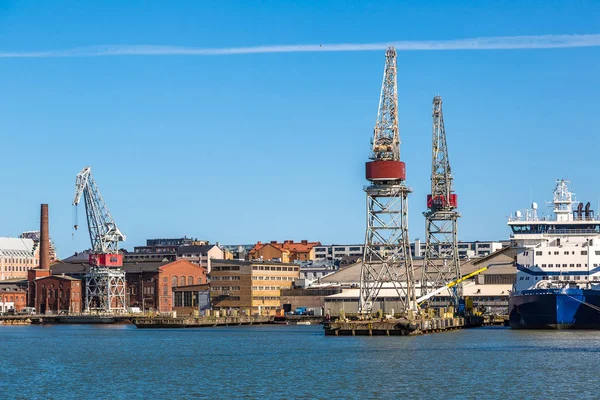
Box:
45;259;208;313
210;259;300;316
33;274;83;314
310;246;518;317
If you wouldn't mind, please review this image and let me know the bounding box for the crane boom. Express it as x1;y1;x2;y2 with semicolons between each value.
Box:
73;166;125;254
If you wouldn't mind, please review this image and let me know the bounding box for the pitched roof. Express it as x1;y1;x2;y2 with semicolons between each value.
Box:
50;260;173;274
36;274;81;282
249;241;321;255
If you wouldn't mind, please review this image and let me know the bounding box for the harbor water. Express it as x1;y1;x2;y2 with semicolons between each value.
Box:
1;325;599;399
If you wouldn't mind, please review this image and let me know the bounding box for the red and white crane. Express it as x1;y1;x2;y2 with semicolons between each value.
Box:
359;47;417;315
73;166;127;312
421;96;462;306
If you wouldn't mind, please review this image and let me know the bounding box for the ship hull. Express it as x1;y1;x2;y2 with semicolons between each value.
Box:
509;289;600;329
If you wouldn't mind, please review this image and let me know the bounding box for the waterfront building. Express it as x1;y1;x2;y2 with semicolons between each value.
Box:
248;240;321;262
210;259;300;316
0;283;27;313
312;254;515;316
0;237;38;281
48;259;208;313
172;283;210;316
33;275;83;314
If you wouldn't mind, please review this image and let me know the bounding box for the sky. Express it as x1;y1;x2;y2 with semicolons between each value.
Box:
0;1;599;258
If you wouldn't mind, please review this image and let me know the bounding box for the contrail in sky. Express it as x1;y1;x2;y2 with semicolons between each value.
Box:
1;34;599;58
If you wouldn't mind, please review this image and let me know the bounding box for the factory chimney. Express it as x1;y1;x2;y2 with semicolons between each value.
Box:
40;204;50;269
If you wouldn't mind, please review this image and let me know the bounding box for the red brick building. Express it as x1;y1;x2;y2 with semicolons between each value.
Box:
49;259;207;313
157;260;208;312
0;284;27;313
34;275;82;314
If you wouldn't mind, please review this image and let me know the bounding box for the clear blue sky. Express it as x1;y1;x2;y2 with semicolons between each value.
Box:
0;1;599;258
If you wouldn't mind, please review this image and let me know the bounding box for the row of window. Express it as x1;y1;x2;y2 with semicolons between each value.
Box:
251;266;298;272
252;286;284;291
2;266;34;272
252;276;294;281
212;266;241;271
541;263;586;268
519;275;600;281
1;295;25;302
252;296;279;301
212;286;241;291
534;250;589;256
217;296;241;301
211;276;241;281
1;258;34;264
163;276;203;287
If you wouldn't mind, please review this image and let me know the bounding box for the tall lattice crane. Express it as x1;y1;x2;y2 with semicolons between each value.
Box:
421;96;462;307
73;166;127;312
359;47;416;316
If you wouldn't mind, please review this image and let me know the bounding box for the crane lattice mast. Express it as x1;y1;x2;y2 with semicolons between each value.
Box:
73;166;127;313
359;47;416;316
421;96;462;306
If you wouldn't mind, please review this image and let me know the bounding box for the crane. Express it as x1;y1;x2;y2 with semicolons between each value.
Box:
359;47;416;316
421;96;462;307
73;166;127;312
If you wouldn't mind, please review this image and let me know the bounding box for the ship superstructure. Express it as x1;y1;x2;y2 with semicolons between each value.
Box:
508;179;600;329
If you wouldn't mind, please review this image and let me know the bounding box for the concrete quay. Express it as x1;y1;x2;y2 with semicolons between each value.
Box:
0;314;136;325
133;315;273;328
324;315;485;336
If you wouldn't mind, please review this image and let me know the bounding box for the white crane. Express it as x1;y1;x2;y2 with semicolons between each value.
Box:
73;166;127;312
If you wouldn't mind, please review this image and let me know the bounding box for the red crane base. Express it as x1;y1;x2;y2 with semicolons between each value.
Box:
427;194;458;209
89;254;123;268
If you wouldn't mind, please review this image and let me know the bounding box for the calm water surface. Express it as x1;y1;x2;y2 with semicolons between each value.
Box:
1;324;599;399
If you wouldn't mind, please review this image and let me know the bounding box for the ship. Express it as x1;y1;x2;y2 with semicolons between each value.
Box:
508;179;600;329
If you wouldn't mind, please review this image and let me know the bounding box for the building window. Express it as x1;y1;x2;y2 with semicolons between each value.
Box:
163;277;168;283
188;276;193;285
197;277;204;284
179;277;186;286
172;276;178;287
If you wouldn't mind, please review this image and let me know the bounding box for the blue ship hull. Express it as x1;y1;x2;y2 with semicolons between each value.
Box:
509;289;600;329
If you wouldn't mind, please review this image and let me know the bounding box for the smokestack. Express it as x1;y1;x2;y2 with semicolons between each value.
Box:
40;204;50;269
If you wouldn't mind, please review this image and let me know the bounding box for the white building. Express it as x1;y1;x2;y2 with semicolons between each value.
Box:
0;238;37;281
315;240;505;261
412;239;504;259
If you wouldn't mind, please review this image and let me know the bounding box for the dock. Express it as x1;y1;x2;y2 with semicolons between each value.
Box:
133;315;273;328
0;315;135;325
324;315;486;336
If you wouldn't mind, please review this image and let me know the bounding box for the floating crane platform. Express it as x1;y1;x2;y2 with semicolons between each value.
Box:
324;315;485;336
